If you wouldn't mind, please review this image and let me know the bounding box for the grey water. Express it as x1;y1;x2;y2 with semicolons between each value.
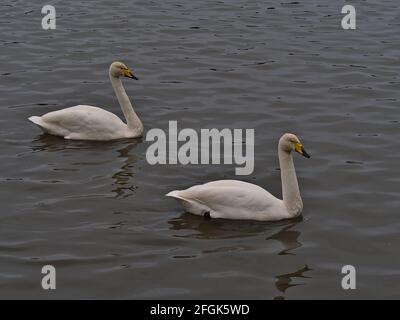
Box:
0;0;399;299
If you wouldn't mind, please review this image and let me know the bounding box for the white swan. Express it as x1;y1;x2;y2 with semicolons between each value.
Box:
166;133;310;221
28;61;143;141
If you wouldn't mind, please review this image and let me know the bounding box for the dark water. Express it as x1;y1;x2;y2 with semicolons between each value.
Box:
1;0;399;299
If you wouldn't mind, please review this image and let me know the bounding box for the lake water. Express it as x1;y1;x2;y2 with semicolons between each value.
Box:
0;0;399;299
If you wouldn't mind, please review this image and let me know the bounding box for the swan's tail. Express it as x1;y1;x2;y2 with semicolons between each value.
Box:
166;190;211;216
28;116;43;126
166;190;183;199
28;116;49;133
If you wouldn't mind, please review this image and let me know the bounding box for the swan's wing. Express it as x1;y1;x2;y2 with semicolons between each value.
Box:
168;180;287;221
35;105;126;139
201;179;269;192
42;105;122;129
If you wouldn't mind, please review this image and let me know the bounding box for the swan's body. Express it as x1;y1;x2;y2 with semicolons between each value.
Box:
167;180;288;221
166;133;310;221
28;62;143;141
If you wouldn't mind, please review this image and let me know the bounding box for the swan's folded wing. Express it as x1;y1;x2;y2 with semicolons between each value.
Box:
177;182;284;220
42;105;123;133
43;105;100;124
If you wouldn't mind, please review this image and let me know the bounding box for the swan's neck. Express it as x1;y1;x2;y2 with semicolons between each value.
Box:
110;74;143;134
278;148;303;217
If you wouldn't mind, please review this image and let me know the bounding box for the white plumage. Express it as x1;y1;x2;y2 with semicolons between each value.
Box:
28;62;143;141
167;180;287;221
166;133;310;221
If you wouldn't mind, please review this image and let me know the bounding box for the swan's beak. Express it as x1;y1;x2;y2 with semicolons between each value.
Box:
123;69;138;80
295;143;311;158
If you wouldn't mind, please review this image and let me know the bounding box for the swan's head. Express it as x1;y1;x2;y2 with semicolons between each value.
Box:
109;61;138;80
279;133;310;158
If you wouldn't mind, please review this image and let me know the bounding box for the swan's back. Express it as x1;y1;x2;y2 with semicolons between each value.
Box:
167;180;289;221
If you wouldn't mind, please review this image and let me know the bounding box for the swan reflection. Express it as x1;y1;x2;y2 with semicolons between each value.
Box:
168;213;287;240
274;265;312;300
169;213;311;298
111;140;141;199
266;220;303;255
30;134;142;199
169;213;303;240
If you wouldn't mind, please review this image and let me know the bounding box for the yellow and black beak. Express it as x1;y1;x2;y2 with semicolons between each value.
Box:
294;142;311;158
123;68;138;80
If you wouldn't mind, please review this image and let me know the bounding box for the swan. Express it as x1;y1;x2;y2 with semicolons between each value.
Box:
28;61;143;141
166;133;310;221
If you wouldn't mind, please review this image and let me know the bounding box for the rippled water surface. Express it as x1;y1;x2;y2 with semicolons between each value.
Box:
1;0;400;299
